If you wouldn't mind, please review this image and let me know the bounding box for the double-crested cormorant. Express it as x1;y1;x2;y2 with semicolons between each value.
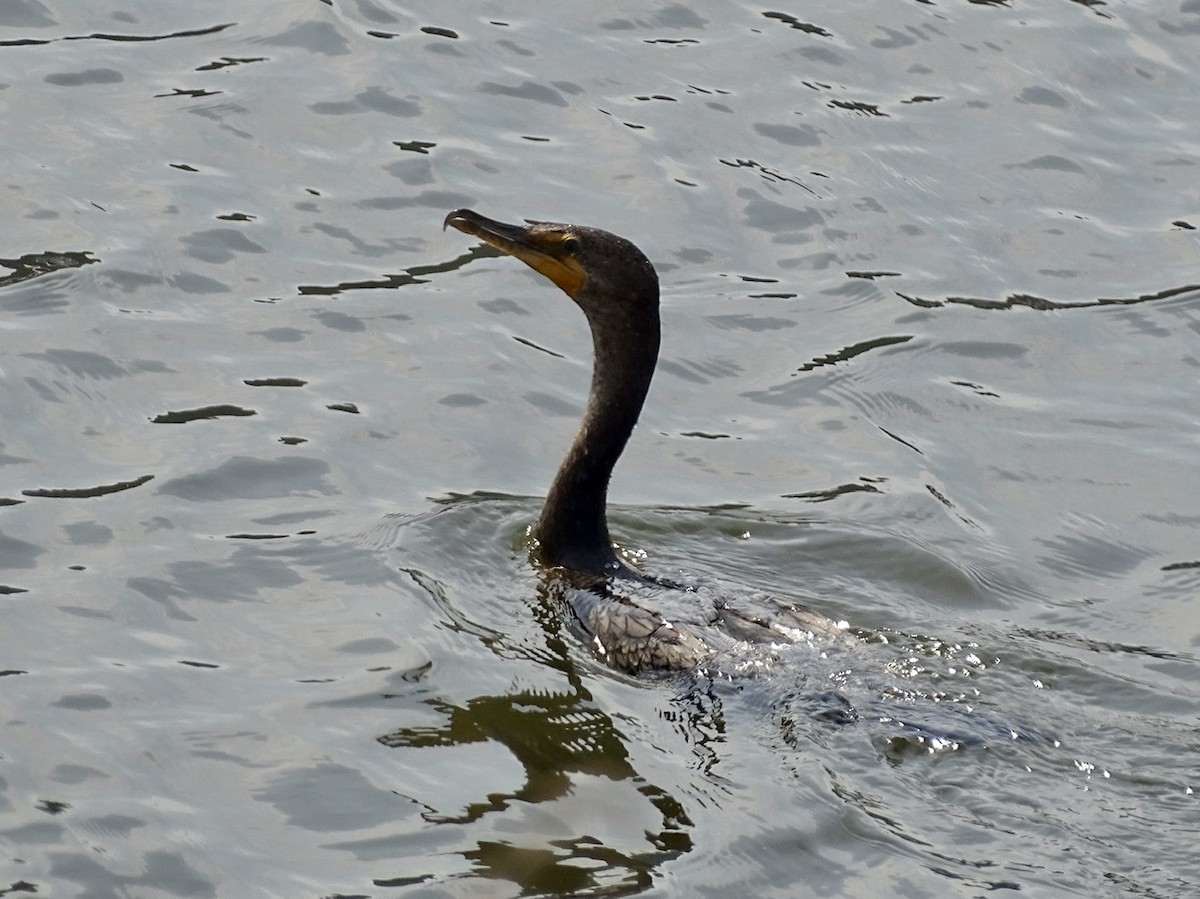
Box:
444;209;839;671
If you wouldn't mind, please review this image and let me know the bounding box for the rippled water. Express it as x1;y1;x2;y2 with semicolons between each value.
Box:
2;2;1198;896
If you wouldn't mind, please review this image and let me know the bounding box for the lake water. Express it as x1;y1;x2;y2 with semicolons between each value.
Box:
1;2;1198;896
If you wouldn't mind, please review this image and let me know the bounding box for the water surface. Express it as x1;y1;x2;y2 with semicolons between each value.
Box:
1;2;1198;896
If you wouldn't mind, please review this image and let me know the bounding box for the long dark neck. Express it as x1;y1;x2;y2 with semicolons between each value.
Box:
534;310;660;574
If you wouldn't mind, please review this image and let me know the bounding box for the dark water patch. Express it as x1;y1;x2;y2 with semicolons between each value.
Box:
155;87;222;100
256;763;404;832
313;310;365;332
128;551;305;608
478;79;569;107
482;296;530;315
168;271;230;294
753;122;822;147
196;55;267;72
738;374;822;407
1038;530;1151;582
657;355;743;384
1017;86;1070;109
394;139;436;154
522;391;577;418
157;457;333;501
336;637;399;654
98;268;163;293
761;11;832;37
870;26;921;51
705;313;795;332
180;228;267;264
244;377;306;387
1161;559;1200;572
62;521;113;545
1014;626;1185;666
264;20;351;56
48;764;106;784
22;475;154;499
6;822;64;844
739;191;825;236
829;99;887;117
358;189;474;212
374;874;434;888
878;426;923;455
45;849;216;898
39;802;73;816
0;1;57;28
296;239;485;296
797;334;913;372
151;405;256;424
0;251;98;290
53;693;111;711
784;480;884;502
438;393;486;409
42;67;122;86
1008;154;1087;175
303;223;401;260
846;270;901;280
249;328;305;343
58;22;234;44
384;155;433;185
311;86;421;117
249;509;335;529
23;348;126;379
949;379;1000;398
898;283;1200;311
937;340;1026;360
642;37;699;47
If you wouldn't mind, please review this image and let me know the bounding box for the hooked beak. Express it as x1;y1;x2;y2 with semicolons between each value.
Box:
444;208;585;297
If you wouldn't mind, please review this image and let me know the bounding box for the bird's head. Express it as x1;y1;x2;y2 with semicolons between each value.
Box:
443;208;658;321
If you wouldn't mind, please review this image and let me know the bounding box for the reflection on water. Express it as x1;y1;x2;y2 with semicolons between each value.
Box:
2;0;1198;896
380;685;690;894
0;251;99;290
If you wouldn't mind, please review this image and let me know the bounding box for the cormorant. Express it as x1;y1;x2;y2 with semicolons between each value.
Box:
444;209;839;672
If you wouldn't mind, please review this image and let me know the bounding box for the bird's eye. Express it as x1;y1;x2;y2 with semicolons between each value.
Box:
561;235;581;255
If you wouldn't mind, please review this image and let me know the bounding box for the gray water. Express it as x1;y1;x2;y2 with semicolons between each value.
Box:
2;2;1198;896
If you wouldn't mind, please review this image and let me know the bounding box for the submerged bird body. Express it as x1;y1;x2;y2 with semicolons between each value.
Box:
444;209;839;671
